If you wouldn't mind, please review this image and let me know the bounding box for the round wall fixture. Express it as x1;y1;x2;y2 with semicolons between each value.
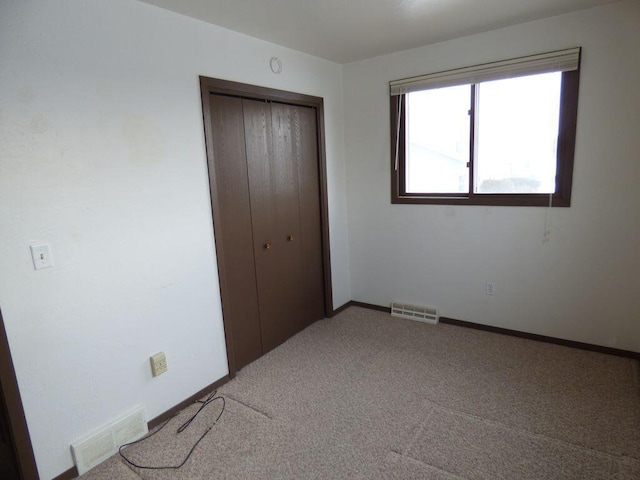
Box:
270;57;282;74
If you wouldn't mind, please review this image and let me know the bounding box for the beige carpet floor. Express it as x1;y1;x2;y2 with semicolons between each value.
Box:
79;306;640;479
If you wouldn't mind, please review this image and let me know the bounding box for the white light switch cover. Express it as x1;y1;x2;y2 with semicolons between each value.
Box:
30;244;54;270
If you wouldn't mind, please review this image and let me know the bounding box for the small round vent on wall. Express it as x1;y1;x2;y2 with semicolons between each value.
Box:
270;57;282;74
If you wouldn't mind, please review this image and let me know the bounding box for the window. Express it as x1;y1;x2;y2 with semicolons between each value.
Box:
391;48;581;206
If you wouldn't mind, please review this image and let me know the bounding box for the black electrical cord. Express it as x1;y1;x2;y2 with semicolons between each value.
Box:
119;390;225;470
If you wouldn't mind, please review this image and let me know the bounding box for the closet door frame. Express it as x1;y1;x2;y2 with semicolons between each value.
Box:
199;77;333;378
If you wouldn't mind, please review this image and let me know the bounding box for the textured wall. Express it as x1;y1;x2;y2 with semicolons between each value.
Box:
343;1;640;352
0;1;349;478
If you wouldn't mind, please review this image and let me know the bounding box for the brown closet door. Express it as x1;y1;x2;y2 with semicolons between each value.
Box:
244;99;305;352
294;106;325;323
207;90;326;370
209;94;263;369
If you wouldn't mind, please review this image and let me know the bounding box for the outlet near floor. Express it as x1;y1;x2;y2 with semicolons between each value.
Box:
150;352;167;377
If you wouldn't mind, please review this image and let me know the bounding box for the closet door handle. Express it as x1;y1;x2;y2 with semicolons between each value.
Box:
264;242;272;250
287;235;294;242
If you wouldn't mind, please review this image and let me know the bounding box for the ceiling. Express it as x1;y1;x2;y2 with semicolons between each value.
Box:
138;0;619;63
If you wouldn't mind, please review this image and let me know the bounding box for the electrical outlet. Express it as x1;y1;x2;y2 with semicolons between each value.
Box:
150;352;167;377
486;282;495;295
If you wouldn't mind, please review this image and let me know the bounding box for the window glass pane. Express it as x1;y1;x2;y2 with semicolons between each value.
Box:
406;85;470;194
475;72;562;194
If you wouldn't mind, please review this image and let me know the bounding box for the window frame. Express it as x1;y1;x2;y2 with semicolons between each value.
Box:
391;69;580;207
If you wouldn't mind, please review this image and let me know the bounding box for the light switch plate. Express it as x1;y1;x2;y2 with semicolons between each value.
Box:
30;244;54;270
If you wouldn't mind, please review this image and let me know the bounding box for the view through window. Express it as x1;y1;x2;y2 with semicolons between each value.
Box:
406;72;562;196
391;48;580;207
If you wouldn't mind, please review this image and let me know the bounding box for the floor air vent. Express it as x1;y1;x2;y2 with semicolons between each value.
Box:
71;405;147;475
391;302;439;324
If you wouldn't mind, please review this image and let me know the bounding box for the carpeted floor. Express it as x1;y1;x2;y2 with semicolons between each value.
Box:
79;306;640;479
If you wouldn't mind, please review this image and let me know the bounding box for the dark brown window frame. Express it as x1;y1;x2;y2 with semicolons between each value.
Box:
391;69;580;207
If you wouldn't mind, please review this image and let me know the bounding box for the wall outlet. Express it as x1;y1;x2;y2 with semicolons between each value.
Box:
486;282;496;295
150;352;167;377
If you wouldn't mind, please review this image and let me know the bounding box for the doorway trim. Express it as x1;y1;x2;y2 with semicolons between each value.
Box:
0;309;39;480
199;77;334;378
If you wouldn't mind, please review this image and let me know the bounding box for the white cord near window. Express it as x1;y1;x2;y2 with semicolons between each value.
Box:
543;193;553;244
394;93;403;171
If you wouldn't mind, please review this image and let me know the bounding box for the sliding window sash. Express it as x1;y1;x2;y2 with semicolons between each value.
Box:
390;48;581;207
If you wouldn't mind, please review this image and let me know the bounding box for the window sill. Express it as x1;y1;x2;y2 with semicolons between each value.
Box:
391;193;570;207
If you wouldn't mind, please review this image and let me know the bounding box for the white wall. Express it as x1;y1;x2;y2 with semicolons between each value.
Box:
0;1;349;478
343;1;640;353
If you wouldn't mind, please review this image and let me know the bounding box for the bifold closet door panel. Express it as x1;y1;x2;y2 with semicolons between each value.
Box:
244;99;304;353
209;94;263;369
294;106;325;323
